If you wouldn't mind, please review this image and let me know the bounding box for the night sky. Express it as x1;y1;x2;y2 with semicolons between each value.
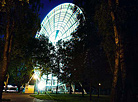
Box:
39;0;73;22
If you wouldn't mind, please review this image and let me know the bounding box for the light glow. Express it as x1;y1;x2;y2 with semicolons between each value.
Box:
38;81;46;90
33;74;38;79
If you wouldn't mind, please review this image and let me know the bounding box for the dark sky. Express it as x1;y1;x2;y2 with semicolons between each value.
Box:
39;0;73;22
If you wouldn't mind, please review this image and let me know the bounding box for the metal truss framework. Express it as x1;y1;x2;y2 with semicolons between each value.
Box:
36;3;85;45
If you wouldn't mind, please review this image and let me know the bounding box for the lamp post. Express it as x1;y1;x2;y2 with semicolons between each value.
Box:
98;83;101;98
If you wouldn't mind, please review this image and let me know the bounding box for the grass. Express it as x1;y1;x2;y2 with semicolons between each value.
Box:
2;99;11;101
30;93;110;102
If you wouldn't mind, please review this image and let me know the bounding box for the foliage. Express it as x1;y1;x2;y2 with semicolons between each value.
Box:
48;1;113;96
32;35;54;77
94;1;115;73
94;0;138;102
8;35;54;87
0;0;42;94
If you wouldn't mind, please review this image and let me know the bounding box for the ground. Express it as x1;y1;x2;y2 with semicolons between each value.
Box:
30;93;110;102
2;93;55;102
2;92;110;102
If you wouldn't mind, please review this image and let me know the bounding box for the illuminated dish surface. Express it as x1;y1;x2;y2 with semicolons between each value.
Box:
36;3;85;45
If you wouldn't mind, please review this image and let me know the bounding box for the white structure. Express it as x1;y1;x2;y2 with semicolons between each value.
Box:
36;3;85;45
34;3;85;92
34;69;67;92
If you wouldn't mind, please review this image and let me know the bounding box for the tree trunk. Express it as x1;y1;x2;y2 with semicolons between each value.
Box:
119;38;126;102
0;7;11;100
80;82;84;97
111;50;120;102
56;78;59;94
98;85;99;98
108;0;120;102
51;72;53;93
90;82;92;101
81;86;84;97
4;73;9;92
18;85;20;93
46;71;48;92
56;59;60;94
69;82;72;94
0;1;14;98
108;0;126;102
71;84;75;94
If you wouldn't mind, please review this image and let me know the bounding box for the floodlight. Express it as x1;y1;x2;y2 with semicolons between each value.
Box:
34;74;38;79
38;81;46;90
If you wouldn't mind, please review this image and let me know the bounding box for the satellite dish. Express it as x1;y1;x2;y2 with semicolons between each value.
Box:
36;3;85;45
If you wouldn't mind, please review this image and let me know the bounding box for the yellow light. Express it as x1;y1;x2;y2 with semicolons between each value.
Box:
99;83;101;86
33;74;38;79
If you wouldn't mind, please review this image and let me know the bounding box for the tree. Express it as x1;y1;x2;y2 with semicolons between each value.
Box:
8;60;33;92
0;0;41;99
7;35;53;92
32;35;51;67
52;40;66;94
61;40;76;94
95;0;138;102
95;0;124;101
73;0;113;100
32;35;54;93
